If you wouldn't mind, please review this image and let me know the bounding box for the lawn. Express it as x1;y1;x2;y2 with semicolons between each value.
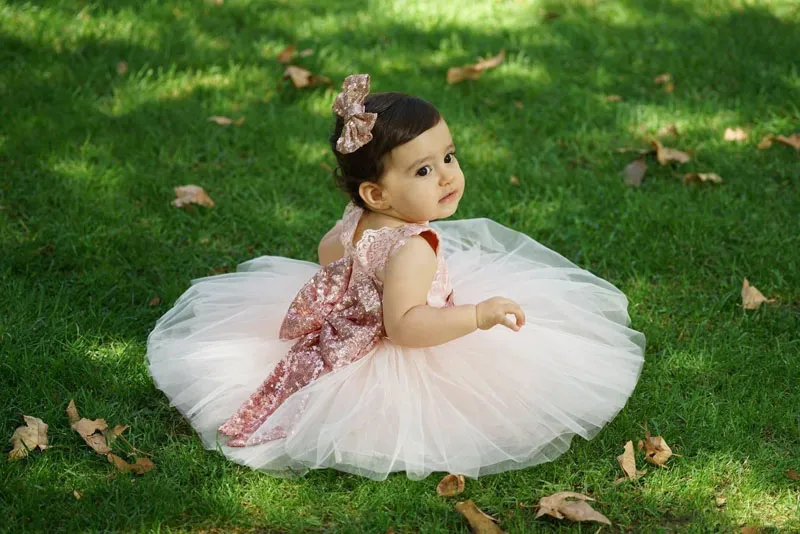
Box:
1;0;799;531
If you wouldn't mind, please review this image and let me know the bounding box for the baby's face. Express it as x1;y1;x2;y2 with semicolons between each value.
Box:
380;119;465;223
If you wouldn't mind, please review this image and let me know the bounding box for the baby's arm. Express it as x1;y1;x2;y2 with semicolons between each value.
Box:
382;235;479;348
318;221;345;266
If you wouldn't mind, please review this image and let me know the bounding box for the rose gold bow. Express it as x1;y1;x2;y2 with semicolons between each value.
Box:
332;74;378;154
218;256;384;446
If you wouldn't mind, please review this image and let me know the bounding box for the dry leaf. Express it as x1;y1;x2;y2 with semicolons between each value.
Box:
454;500;504;534
786;469;800;480
116;61;128;76
71;417;111;454
652;139;690;165
446;50;505;84
757;135;774;150
775;133;800;150
654;73;674;93
148;296;161;307
276;44;296;63
638;429;673;467
615;440;645;483
740;528;763;534
204;0;223;5
73;490;82;500
513;101;524;109
436;474;466;497
8;416;49;460
66;399;80;424
715;495;727;507
605;94;623;102
534;492;611;525
683;172;723;185
172;185;215;208
724;127;748;142
623;158;647;187
741;278;775;310
509;175;520;185
658;123;680;137
282;66;331;89
207;116;244;126
107;453;156;475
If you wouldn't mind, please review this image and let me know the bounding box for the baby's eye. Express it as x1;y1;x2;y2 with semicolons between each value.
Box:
416;165;432;177
444;152;456;163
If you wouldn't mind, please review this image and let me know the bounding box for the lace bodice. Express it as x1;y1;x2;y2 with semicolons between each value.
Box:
338;202;454;308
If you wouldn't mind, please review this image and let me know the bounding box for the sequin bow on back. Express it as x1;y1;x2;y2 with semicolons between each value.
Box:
218;254;383;446
332;74;377;154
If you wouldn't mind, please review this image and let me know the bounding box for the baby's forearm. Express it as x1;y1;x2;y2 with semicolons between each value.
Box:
388;304;478;348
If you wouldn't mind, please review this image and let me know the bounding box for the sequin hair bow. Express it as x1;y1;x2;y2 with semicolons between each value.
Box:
332;74;378;154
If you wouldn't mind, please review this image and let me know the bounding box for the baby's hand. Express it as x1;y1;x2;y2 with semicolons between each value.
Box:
476;297;526;332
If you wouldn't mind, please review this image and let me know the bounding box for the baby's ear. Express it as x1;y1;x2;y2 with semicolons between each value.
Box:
358;181;390;211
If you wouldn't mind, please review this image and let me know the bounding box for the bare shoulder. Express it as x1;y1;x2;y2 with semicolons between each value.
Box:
384;234;438;276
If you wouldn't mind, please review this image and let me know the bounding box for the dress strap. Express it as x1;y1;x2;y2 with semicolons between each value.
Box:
338;201;363;250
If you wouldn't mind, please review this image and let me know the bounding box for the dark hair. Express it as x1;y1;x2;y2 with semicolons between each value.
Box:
330;92;441;209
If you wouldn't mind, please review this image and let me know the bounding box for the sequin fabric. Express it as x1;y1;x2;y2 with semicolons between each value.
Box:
218;201;454;446
332;74;377;154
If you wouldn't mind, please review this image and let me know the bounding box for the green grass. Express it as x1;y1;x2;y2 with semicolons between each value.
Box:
1;0;799;531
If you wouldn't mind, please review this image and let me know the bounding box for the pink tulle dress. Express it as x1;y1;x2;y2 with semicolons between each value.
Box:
146;202;645;480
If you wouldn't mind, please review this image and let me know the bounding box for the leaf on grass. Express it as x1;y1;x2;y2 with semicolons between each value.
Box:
116;61;128;76
148;296;161;307
757;135;773;149
8;416;49;460
683;172;723;185
786;469;800;481
73;490;82;500
299;48;314;57
509;175;520;185
775;133;800;150
446;50;505;84
740;528;764;534
637;429;673;467
724;127;748;142
454;500;504;534
605;94;623;102
207;116;245;126
72;417;112;454
652;139;690;165
172;185;215;208
282;66;331;89
534;492;611;525
513;101;524;109
654;73;674;93
715;495;727;507
436;474;466;497
276;44;296;63
658;123;680;137
66;399;80;424
741;278;775;310
615;440;645;484
623;158;647;187
107;453;156;475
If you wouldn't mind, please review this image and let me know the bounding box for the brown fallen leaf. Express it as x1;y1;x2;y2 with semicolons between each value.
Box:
276;44;296;63
72;417;112;455
107;453;156;475
534;492;611;525
73;490;82;500
637;429;673;467
652;139;690;165
740;527;763;534
207;116;245;126
654;73;674;93
446;50;505;84
455;500;504;534
775;133;800;150
282;65;331;89
715;495;727;507
172;185;215;208
8;415;49;460
66;399;80;424
148;296;161;307
437;474;466;497
116;61;128;76
741;278;775;310
616;440;645;484
786;469;800;480
509;175;520;185
658;123;680;137
513;101;524;109
724;127;748;142
683;172;723;185
623;158;647;187
605;94;623;102
757;135;773;149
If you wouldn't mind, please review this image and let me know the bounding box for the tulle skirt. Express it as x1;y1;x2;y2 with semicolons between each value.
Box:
146;218;645;481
